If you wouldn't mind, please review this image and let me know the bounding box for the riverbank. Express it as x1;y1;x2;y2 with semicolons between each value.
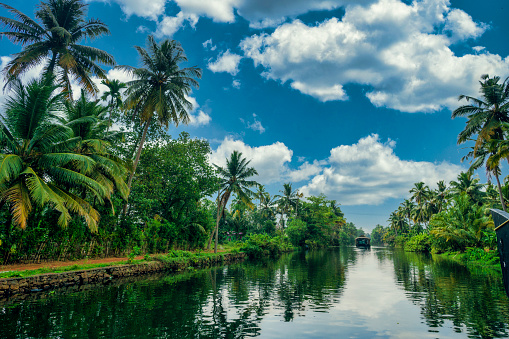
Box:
0;252;246;299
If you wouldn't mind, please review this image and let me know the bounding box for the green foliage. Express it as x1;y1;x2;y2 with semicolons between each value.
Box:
404;234;432;253
240;234;293;260
286;219;308;247
464;247;500;266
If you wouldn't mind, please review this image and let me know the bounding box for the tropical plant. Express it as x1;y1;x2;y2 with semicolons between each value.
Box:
63;90;129;205
0;0;115;95
100;78;126;130
449;171;484;204
208;150;258;253
452;74;509;152
0;78;108;231
276;182;300;228
117;35;201;214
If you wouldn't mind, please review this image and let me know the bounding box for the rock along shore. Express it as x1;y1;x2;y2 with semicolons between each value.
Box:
0;253;246;300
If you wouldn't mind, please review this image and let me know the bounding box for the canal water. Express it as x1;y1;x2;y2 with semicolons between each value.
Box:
1;247;508;338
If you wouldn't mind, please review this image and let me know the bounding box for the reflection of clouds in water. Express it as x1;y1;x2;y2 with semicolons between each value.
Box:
335;250;405;318
333;248;465;339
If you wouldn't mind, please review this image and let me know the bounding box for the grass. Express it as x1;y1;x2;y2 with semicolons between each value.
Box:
0;259;146;279
0;249;243;279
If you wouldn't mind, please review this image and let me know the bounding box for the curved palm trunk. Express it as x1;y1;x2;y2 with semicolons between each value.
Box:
121;120;150;216
43;52;58;85
494;171;507;212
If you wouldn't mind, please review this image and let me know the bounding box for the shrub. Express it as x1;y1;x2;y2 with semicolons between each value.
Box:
404;234;432;253
240;234;293;260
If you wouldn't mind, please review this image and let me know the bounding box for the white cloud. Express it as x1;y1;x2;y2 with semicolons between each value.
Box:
210;138;293;184
232;80;241;89
244;113;265;133
136;25;150;34
188;110;211;126
288;161;323;182
208;50;242;75
444;8;487;41
156;12;198;37
202;39;217;51
175;0;239;23
299;134;464;205
240;0;509;112
101;0;167;20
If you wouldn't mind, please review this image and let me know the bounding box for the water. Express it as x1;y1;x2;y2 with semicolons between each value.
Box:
1;247;508;338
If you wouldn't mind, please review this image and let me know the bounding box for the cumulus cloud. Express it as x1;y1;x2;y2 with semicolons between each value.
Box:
210;138;293;184
232;80;241;89
98;0;166;20
202;39;217;51
288;161;324;182
188;110;211;126
207;50;242;75
155;12;199;37
240;0;509;112
299;134;464;205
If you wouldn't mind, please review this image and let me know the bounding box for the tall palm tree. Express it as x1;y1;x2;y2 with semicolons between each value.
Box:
63;90;129;206
461;139;506;211
207;151;258;253
0;0;115;95
117;35;201;215
452;74;509;153
409;182;430;206
100;78;126;131
0;78;108;230
276;182;299;228
449;171;484;204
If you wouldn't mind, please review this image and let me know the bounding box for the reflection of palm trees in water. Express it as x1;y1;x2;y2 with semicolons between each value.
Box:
390;250;509;338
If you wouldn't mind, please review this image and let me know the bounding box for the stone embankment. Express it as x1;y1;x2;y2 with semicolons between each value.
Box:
0;253;245;299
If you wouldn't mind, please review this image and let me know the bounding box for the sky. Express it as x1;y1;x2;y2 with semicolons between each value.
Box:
1;0;508;232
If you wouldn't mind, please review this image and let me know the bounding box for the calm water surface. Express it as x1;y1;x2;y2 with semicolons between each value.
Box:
1;247;508;338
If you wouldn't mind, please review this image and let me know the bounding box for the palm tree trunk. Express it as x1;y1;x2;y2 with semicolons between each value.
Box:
44;52;58;84
494;171;506;212
121;120;150;216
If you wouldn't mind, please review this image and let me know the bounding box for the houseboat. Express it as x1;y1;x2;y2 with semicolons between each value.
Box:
355;236;371;248
490;209;509;298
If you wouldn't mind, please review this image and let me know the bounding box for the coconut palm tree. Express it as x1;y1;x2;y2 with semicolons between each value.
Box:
410;182;430;206
117;35;201;215
207;150;258;253
449;171;484;204
276;183;299;228
452;74;509;153
100;78;126;131
0;0;115;96
0;77;109;230
63;90;129;206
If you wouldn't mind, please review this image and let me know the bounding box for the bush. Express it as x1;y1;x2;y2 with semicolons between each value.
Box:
286;219;308;247
240;234;293;260
404;234;432;253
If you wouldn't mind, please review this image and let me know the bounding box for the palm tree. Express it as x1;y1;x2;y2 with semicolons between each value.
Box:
388;211;406;237
63;90;129;206
410;182;430;206
452;74;509;153
0;0;115;96
276;183;299;228
400;199;415;228
207;151;258;253
256;186;276;220
0;78;108;230
100;78;126;131
117;35;201;215
449;171;484;204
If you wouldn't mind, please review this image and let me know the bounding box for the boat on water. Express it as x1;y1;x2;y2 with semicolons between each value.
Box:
355;236;371;248
489;209;509;298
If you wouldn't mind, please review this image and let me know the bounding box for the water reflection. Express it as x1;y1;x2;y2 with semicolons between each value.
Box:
0;247;508;338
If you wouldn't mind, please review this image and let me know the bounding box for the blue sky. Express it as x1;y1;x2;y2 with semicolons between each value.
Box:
1;0;509;231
